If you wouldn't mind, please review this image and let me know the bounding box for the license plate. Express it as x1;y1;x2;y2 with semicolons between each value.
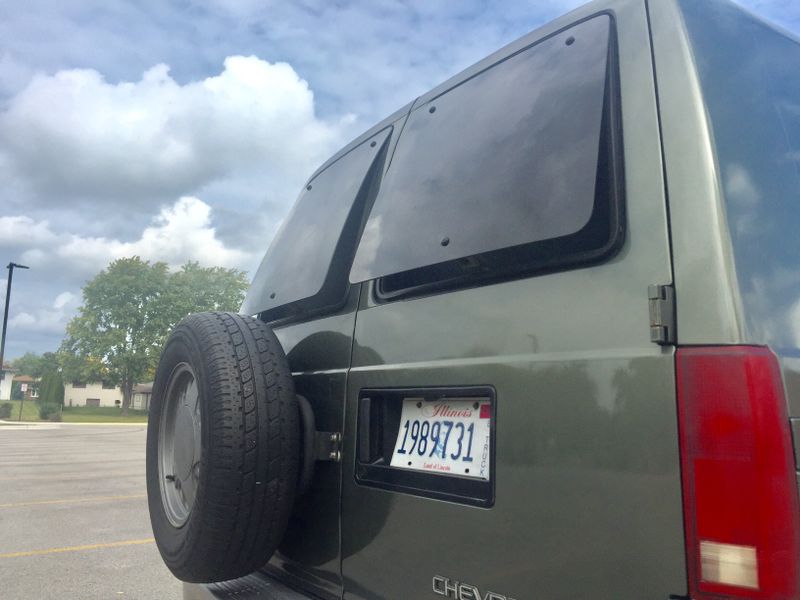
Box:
390;397;492;480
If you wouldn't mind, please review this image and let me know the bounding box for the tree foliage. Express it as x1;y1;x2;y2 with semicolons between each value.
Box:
165;262;250;321
38;371;65;406
60;257;248;412
11;352;59;378
57;352;106;385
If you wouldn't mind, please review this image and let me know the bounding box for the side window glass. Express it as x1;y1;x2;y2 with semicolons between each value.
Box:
679;0;800;349
349;16;621;295
242;127;392;317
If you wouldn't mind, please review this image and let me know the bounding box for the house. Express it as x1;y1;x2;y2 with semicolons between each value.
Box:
64;381;123;408
132;383;153;411
0;366;16;401
12;375;39;401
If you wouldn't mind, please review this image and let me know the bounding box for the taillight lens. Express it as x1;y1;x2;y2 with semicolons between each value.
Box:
677;346;800;599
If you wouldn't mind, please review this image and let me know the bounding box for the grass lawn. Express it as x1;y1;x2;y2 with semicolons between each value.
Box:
0;402;148;423
61;406;149;423
2;400;41;421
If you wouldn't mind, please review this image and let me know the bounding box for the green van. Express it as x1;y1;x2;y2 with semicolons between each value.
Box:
146;0;800;598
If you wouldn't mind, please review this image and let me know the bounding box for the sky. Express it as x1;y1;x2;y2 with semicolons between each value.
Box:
0;0;799;360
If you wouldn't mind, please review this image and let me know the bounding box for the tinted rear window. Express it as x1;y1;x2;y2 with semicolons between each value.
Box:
241;128;391;316
350;15;614;285
680;0;800;349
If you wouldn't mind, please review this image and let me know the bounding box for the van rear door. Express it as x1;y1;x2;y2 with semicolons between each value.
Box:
339;1;686;598
239;121;401;600
652;1;800;596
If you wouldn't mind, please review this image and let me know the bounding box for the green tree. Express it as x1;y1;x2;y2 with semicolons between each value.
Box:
11;352;40;376
11;352;59;378
61;257;248;414
164;262;250;322
57;351;106;384
38;371;65;406
40;352;60;375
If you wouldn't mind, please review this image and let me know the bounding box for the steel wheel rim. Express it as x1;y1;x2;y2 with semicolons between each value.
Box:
158;362;201;528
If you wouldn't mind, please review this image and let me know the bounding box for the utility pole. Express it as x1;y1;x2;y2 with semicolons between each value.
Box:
0;262;29;409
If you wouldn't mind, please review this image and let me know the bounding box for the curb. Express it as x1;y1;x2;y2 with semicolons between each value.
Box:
0;420;148;427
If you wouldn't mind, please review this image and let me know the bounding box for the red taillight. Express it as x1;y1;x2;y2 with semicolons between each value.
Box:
677;346;800;599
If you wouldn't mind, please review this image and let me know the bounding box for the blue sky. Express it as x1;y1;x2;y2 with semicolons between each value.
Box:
0;0;798;359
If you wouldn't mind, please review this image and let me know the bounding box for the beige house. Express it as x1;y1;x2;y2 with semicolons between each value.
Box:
132;383;153;411
0;366;16;401
64;381;122;408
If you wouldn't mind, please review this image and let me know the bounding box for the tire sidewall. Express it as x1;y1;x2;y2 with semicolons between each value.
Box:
146;323;210;565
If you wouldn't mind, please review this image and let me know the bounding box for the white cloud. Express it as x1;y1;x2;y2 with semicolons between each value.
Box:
725;163;761;207
52;291;76;310
9;312;36;328
3;196;256;275
0;56;353;203
8;289;79;334
789;295;800;347
0;215;57;246
19;248;47;265
59;196;253;270
724;163;764;237
3;198;255;338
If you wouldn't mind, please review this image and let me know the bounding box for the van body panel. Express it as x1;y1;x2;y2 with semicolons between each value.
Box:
659;0;800;415
259;285;362;600
339;0;687;598
647;0;747;345
783;359;800;419
343;349;681;599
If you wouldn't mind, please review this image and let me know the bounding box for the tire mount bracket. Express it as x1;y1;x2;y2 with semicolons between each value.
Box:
296;395;341;497
316;431;342;462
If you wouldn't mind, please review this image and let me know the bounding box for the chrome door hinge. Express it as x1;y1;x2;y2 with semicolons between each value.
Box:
648;284;676;345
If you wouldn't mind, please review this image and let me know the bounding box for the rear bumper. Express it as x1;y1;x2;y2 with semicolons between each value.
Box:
183;572;315;600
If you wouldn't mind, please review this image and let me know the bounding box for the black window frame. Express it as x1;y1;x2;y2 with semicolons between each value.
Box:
374;14;625;302
244;128;394;324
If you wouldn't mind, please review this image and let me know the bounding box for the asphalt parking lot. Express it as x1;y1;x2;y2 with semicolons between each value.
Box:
0;423;181;599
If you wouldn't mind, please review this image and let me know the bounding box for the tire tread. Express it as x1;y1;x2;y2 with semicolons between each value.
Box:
146;311;299;583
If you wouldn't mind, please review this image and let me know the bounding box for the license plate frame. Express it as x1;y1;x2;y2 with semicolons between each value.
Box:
390;397;492;480
355;386;496;507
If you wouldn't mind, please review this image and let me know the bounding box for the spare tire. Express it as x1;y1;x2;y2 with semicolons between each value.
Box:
146;311;299;583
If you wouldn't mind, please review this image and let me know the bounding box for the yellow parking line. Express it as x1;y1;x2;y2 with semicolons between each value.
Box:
0;538;155;559
0;471;144;482
0;493;146;509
